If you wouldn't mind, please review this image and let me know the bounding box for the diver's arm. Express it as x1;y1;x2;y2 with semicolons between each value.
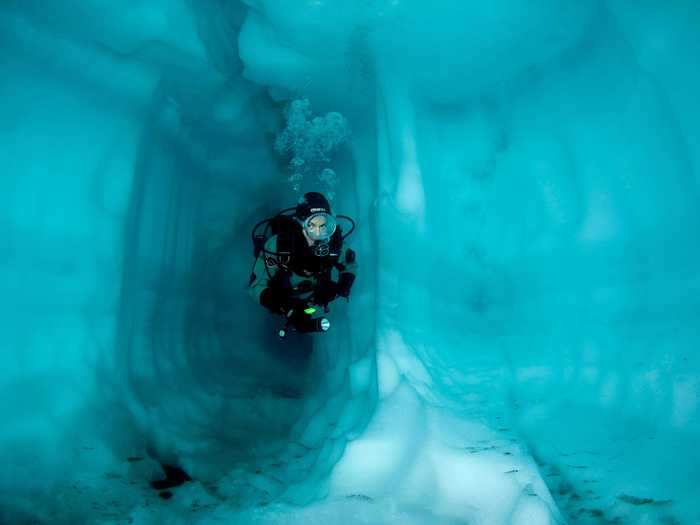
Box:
249;236;303;315
248;236;278;306
336;247;357;298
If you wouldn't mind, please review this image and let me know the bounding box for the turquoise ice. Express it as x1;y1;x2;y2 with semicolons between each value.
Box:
1;1;699;523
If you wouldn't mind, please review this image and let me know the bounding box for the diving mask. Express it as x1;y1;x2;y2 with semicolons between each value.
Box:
300;212;337;243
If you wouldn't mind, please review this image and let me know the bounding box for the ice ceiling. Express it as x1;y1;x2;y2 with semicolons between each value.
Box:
1;1;699;524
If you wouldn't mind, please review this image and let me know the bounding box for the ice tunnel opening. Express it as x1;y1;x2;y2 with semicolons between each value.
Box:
86;53;383;513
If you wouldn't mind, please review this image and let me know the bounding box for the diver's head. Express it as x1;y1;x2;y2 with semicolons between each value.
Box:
295;192;337;248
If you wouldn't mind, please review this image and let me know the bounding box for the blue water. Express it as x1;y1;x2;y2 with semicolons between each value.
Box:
1;2;699;523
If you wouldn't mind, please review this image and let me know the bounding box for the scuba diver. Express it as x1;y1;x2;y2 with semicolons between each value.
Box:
248;192;357;338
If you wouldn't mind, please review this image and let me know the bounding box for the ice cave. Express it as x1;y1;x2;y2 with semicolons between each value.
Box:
1;1;699;524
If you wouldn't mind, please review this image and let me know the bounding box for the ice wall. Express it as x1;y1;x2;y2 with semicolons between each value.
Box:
239;1;700;523
1;1;699;524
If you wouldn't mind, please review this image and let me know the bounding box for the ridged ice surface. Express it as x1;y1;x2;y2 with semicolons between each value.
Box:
1;1;699;524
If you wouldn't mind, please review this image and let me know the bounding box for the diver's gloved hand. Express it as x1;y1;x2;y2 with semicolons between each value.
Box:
286;298;311;316
336;272;356;299
313;280;338;305
259;287;283;314
260;287;305;316
286;300;314;329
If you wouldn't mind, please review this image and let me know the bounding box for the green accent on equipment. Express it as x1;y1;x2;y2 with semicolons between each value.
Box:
304;307;316;315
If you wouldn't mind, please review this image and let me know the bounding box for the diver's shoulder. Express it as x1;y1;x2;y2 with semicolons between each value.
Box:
264;235;278;249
